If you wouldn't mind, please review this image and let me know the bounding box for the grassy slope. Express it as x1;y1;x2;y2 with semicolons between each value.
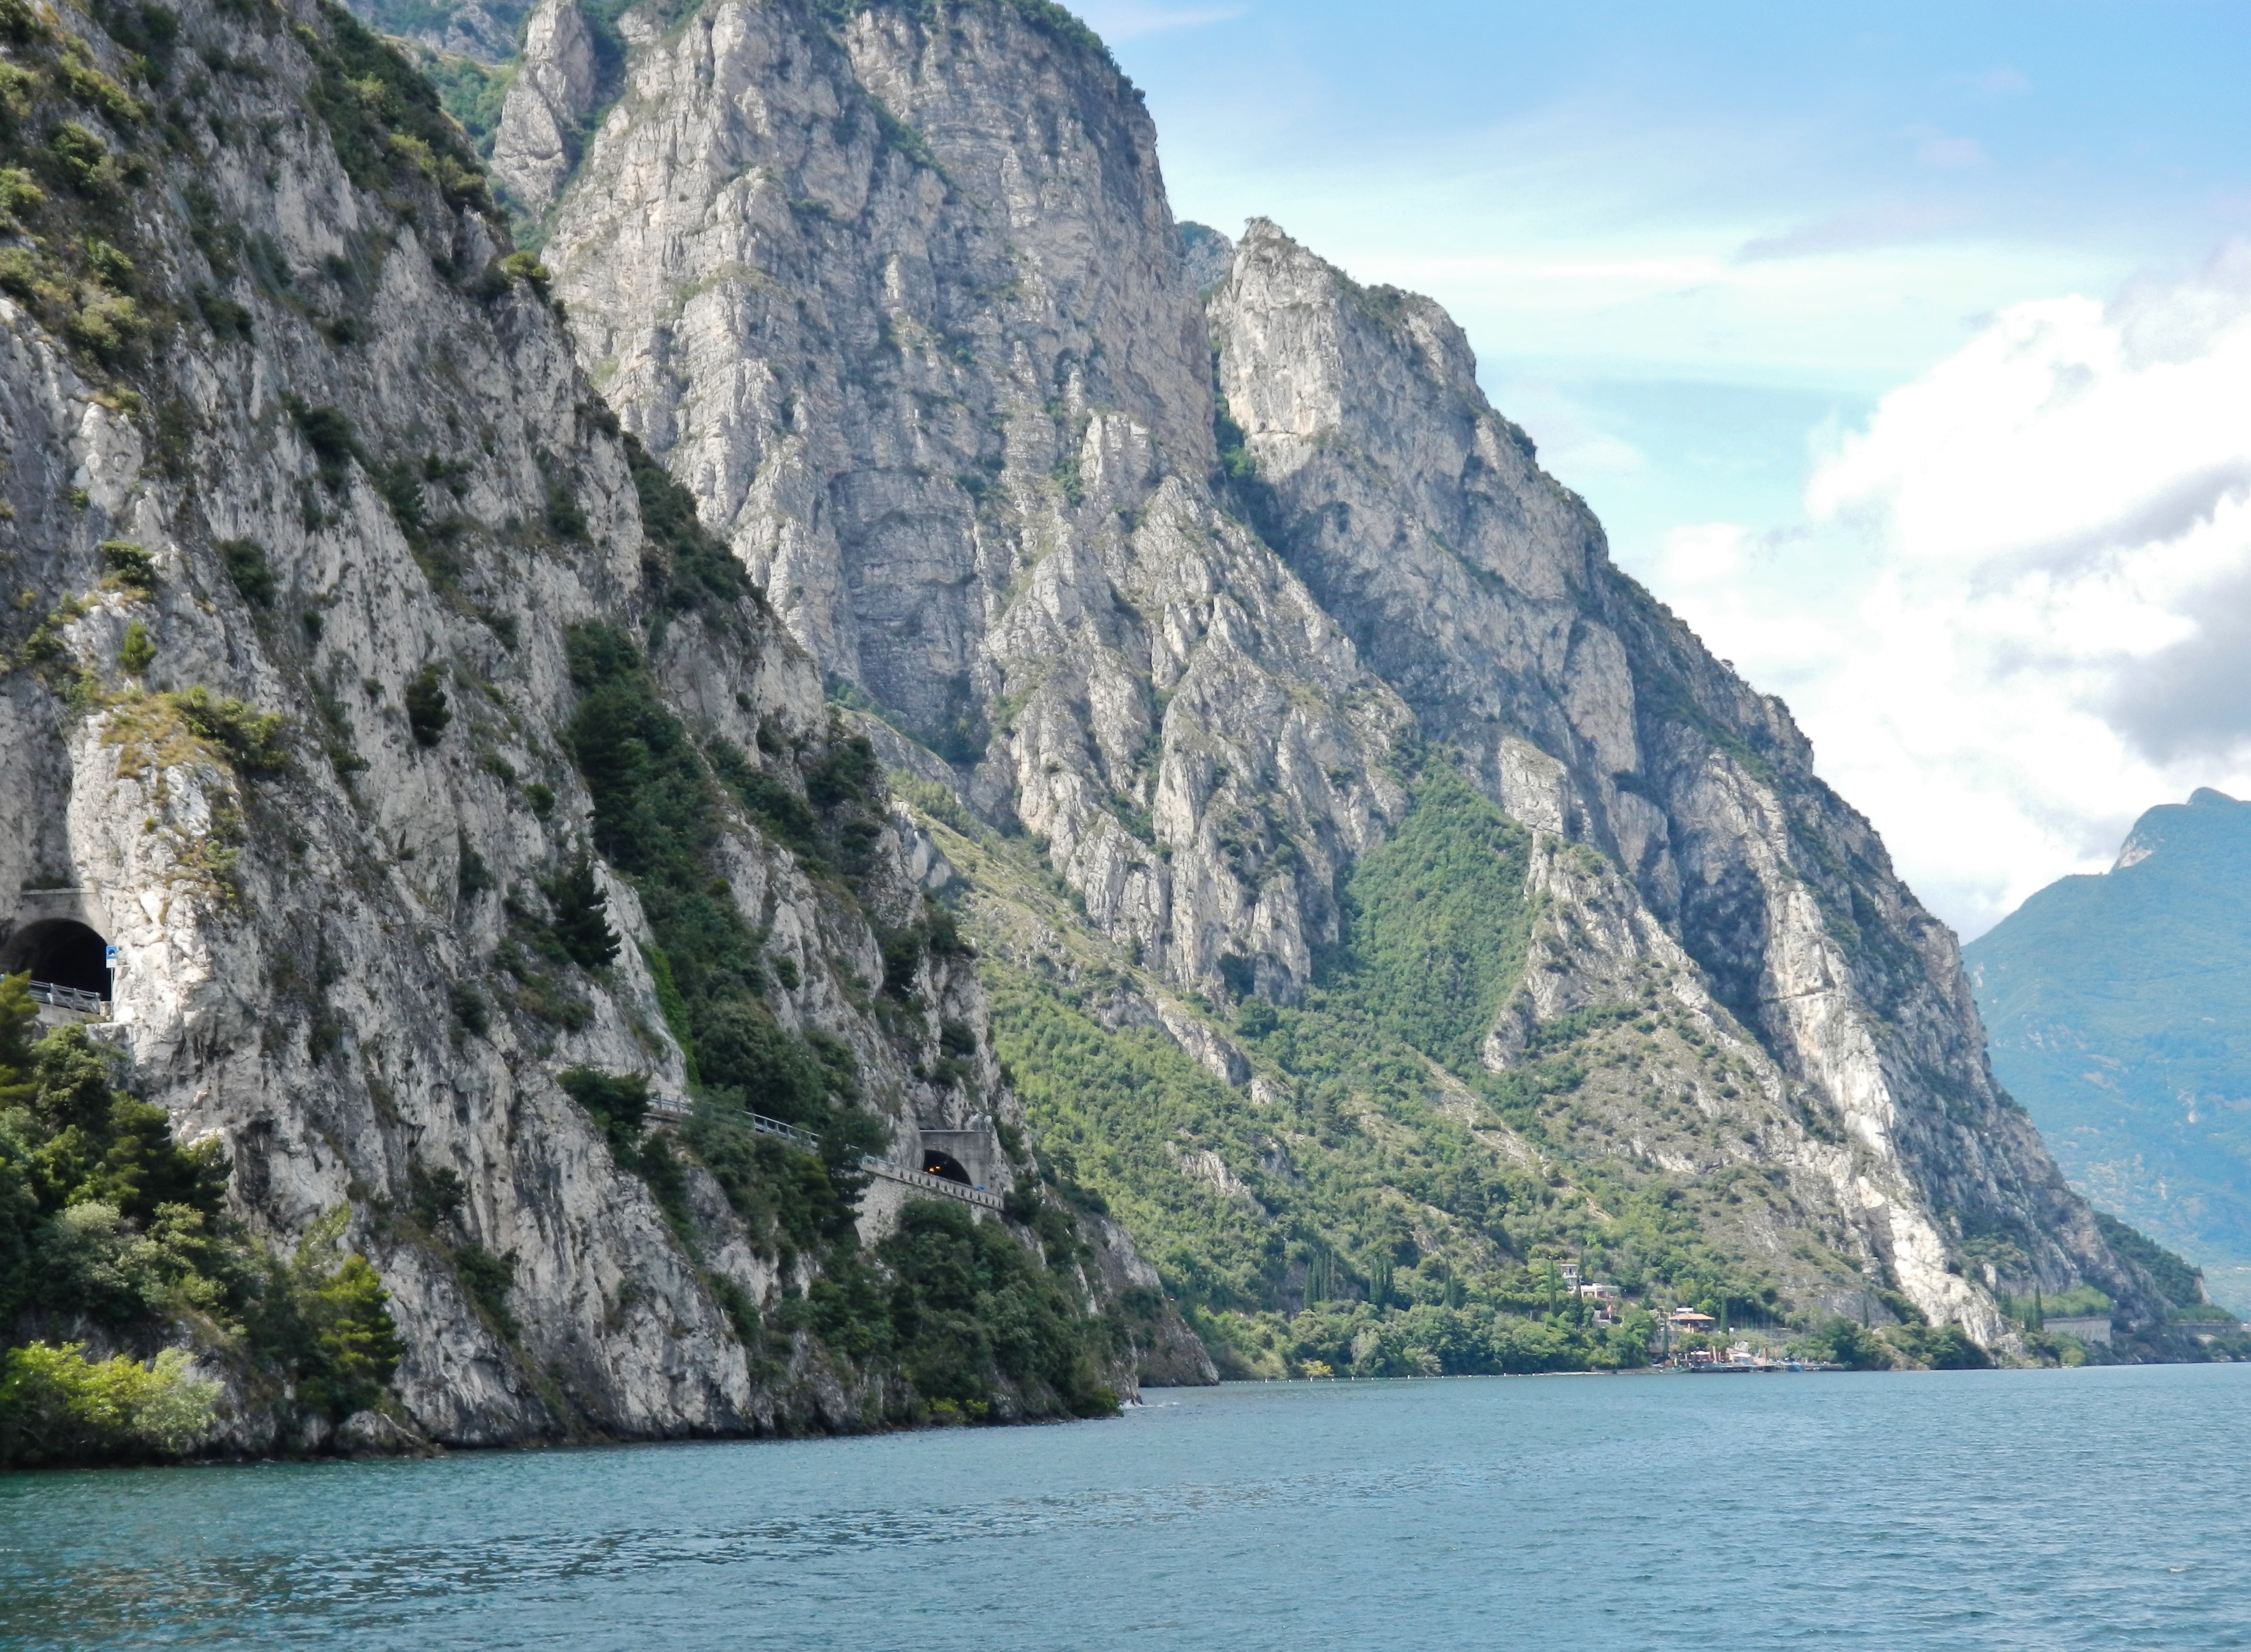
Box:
913;764;1842;1377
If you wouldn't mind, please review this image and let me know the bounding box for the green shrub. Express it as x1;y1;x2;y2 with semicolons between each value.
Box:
807;733;879;810
166;686;288;774
67;292;143;362
1338;763;1531;1069
452;1242;517;1342
456;837;493;900
0;982;401;1457
449;983;488;1038
98;539;155;592
46;121;112;192
710;742;818;859
1889;1321;1992;1371
404;663;451;746
0;165;39;218
290;402;362;491
0;246;46;301
1793;1316;1890;1369
55;48;141;124
543;478;587;541
2093;1211;2208;1311
418;50;512;154
880;1199;1117;1419
302;2;493;215
0;1342;219;1466
117;620;154;675
542;852;618;968
557;1066;649;1147
242;1212;406;1422
85;236;134;288
498;250;550;296
624;431;748;614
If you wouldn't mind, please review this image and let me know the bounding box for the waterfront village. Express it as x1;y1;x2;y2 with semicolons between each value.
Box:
1563;1265;1832;1373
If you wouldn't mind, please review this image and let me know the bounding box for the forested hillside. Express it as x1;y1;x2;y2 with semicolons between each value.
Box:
1968;789;2251;1317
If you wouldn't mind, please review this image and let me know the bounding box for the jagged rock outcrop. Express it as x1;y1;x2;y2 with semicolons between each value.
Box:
362;0;528;62
488;0;601;213
1208;219;2148;1342
0;0;1179;1452
499;0;2166;1348
532;0;1408;1001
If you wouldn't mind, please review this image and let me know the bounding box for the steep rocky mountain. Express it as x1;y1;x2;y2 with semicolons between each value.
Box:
1966;789;2251;1317
499;0;2194;1364
0;0;1193;1461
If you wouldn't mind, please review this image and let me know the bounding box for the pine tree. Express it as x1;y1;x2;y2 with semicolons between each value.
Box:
547;853;620;969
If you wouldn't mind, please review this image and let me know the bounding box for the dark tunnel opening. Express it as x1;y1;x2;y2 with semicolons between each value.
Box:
0;919;111;998
921;1150;972;1185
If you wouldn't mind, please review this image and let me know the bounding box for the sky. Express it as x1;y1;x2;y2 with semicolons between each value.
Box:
1074;0;2251;939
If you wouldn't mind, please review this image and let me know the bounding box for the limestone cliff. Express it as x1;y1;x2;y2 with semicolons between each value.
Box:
498;0;2189;1357
1206;219;2148;1345
530;0;1406;1004
0;0;1187;1454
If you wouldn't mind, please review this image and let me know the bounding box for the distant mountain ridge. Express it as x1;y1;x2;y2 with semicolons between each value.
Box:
1966;788;2251;1314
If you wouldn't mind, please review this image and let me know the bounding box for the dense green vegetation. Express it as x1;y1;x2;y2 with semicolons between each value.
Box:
565;620;885;1174
0;0;176;387
978;762;1796;1379
415;50;515;159
302;1;492;216
0;1341;218;1465
0;977;403;1464
1966;789;2251;1314
2094;1212;2216;1316
559;619;1118;1419
625;432;752;626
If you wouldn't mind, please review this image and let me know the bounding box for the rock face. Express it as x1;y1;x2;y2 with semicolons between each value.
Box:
1207;218;2158;1342
536;0;1406;1002
358;0;530;63
488;0;603;214
1966;788;2251;1316
0;0;1179;1450
509;0;2181;1349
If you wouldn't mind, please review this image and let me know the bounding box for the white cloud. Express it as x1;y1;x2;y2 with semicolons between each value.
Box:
1648;244;2251;938
1736;199;1972;263
1661;522;1747;583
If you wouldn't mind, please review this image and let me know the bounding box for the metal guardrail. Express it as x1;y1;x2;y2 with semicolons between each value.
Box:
26;980;107;1018
859;1158;1004;1211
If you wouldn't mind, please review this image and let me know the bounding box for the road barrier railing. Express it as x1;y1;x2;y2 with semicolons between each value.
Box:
27;980;107;1018
640;1095;1002;1210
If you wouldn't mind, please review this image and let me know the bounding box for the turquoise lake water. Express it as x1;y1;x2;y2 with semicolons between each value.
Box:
4;1362;2247;1650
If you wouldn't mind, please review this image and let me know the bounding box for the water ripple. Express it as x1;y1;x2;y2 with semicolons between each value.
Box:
5;1366;2249;1650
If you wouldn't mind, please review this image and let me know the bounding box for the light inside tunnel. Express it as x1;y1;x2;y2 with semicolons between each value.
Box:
920;1150;971;1185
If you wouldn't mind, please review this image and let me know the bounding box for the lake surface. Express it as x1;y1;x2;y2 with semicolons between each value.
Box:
5;1362;2247;1650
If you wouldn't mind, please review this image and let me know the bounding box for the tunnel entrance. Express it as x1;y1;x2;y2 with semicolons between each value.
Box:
0;918;111;998
921;1149;972;1186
